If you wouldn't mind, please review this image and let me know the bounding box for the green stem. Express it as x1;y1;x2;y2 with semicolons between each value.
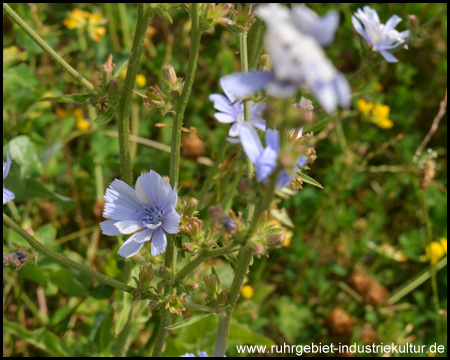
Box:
169;3;201;188
3;3;94;92
213;168;279;357
176;245;241;281
116;3;152;186
166;3;201;270
151;310;170;357
105;3;121;52
3;213;134;293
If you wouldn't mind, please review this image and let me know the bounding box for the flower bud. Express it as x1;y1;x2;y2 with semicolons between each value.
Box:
204;274;218;296
163;65;177;86
159;266;174;283
219;290;228;304
185;281;200;292
139;264;154;288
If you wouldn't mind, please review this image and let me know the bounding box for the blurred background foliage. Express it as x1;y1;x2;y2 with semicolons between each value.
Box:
3;3;447;357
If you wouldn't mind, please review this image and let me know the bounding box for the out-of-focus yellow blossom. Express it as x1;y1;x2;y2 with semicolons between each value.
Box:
241;285;254;299
357;99;374;116
88;13;106;42
357;99;393;129
423;239;447;265
73;108;91;131
63;9;90;30
63;9;106;42
56;108;70;120
136;74;147;88
120;69;127;80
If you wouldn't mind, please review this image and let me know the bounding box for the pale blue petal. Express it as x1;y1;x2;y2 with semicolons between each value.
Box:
228;123;240;137
265;129;280;153
351;16;370;44
380;50;398;63
297;155;308;167
3;188;15;205
3;152;12;180
252;119;266;132
220;72;274;99
239;123;263;164
118;238;146;258
214;113;236;124
107;179;141;206
255;147;278;183
312;11;339;47
276;170;294;189
103;203;140;221
151;227;167;256
129;228;153;243
383;14;402;33
162;207;181;234
100;220;123;236
113;220;144;234
209;94;236;115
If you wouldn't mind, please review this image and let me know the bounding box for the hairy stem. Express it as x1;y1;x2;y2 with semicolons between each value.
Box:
116;3;152;186
3;213;134;293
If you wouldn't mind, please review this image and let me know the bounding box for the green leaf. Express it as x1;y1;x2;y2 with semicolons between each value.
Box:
8;135;43;176
6;169;75;209
39;93;92;103
158;8;173;23
298;173;324;189
93;310;115;356
115;292;132;336
166;313;212;330
48;268;88;297
94;106;115;124
228;320;275;347
17;263;48;286
3;319;68;357
132;89;147;98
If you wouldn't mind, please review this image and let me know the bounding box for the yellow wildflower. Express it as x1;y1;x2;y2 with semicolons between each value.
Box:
282;231;292;247
120;69;127;80
425;241;447;265
63;9;106;42
63;9;90;30
358;99;393;129
241;285;254;299
136;74;147;88
74;108;90;131
357;98;374;116
77;118;91;131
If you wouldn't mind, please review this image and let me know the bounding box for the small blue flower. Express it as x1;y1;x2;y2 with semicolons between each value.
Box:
180;351;209;357
220;4;351;113
352;6;410;63
100;171;181;258
3;152;15;205
239;123;307;189
209;77;266;137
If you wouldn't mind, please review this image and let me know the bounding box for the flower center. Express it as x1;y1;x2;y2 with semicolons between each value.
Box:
140;203;164;227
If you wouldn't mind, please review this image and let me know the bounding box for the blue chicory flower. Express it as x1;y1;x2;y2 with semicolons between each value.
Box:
239;123;307;189
220;4;351;114
3;152;15;205
180;351;209;357
352;6;410;63
209;77;266;137
100;170;181;258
